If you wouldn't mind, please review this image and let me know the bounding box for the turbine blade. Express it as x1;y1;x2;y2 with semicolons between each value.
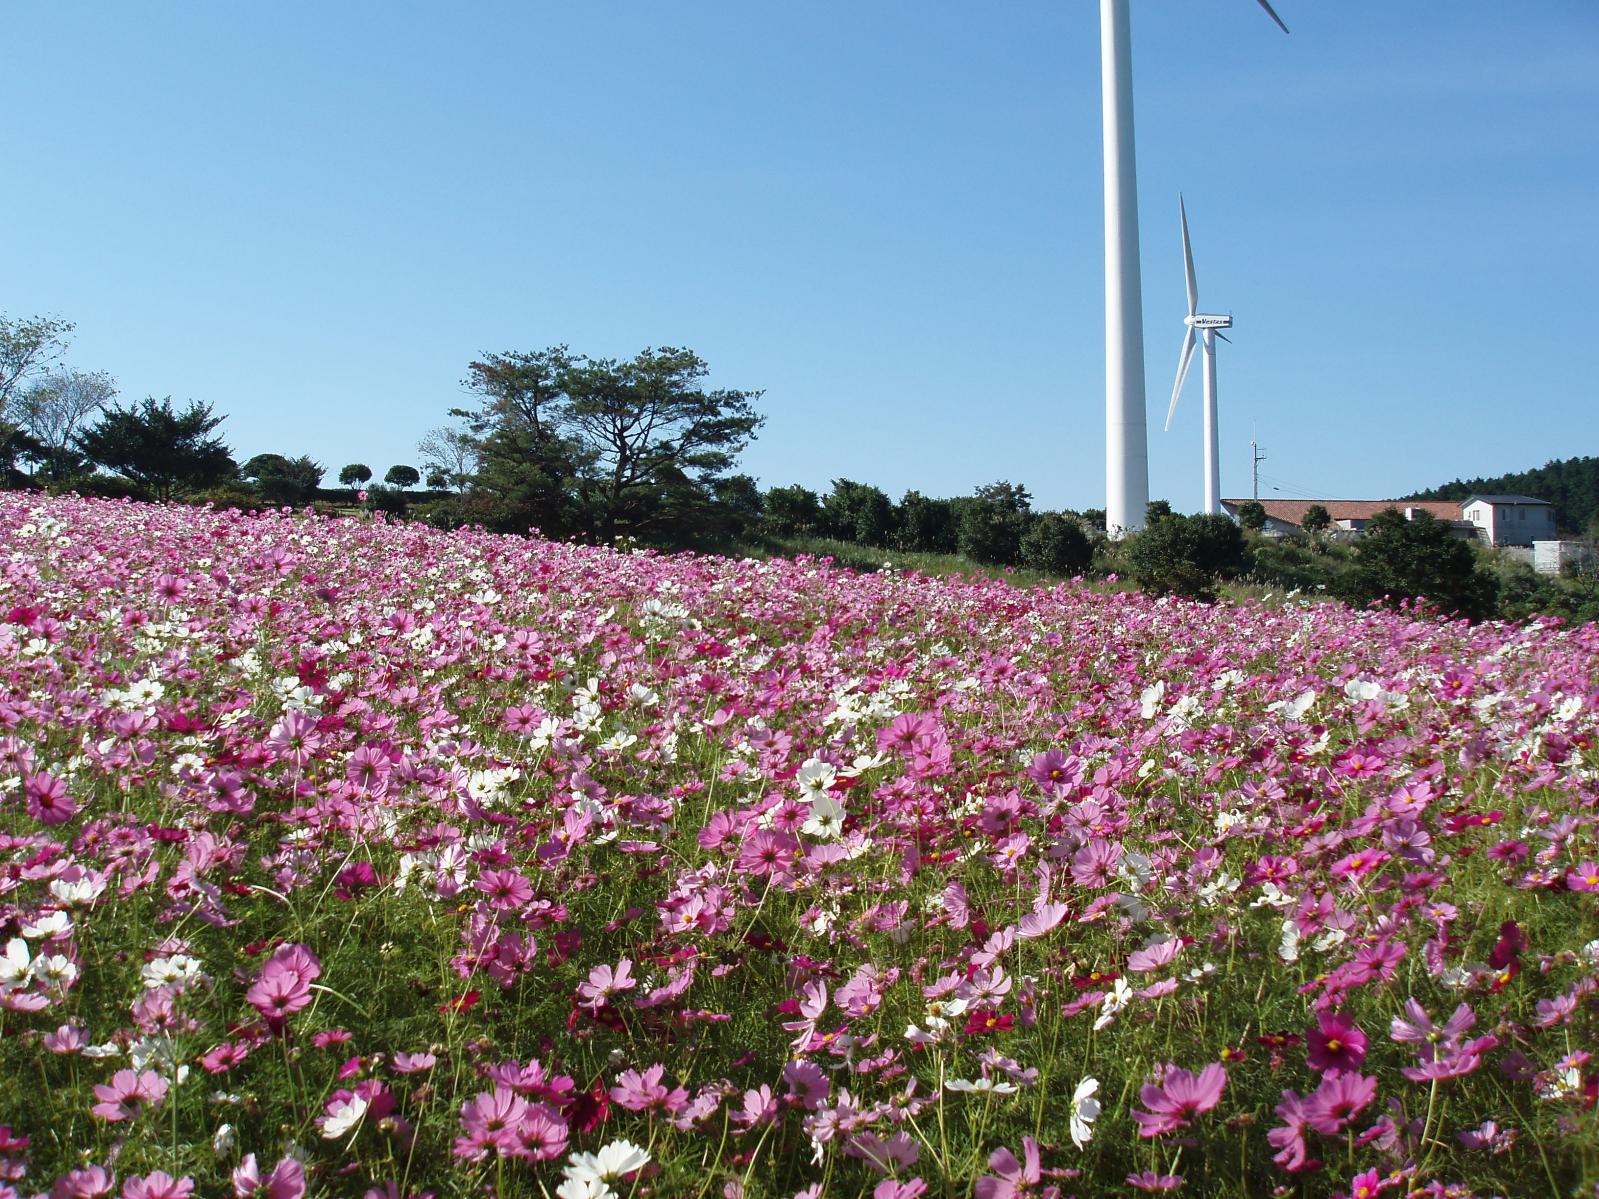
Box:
1215;330;1233;344
1165;326;1198;432
1180;195;1198;317
1254;0;1290;34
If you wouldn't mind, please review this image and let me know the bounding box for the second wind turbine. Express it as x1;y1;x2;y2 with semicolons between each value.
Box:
1165;196;1233;517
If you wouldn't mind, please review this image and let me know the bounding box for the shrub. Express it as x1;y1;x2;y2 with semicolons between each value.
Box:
1019;512;1093;576
1342;508;1497;620
1125;513;1252;601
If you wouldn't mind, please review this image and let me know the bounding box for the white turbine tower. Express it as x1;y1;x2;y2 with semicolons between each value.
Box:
1098;0;1287;536
1165;195;1232;516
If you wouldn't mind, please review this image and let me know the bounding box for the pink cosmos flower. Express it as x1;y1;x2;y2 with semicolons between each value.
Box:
453;1086;528;1162
576;958;636;1010
1131;1063;1227;1137
1303;1072;1378;1135
610;1064;687;1113
121;1173;192;1199
972;1135;1041;1199
476;868;533;911
392;1051;437;1074
52;1165;116;1199
24;773;77;826
1266;1089;1315;1173
1389;999;1475;1050
230;1155;305;1199
1125;1173;1184;1193
245;943;320;1029
90;1070;169;1122
1566;861;1599;892
515;1102;569;1162
1306;1012;1367;1075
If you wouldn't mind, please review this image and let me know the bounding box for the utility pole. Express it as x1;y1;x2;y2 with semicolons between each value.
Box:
1251;428;1267;502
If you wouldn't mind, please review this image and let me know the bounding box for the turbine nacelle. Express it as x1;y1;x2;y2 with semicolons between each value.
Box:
1186;314;1233;330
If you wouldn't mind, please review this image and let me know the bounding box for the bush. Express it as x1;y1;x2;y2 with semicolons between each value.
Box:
1125;513;1252;601
367;486;409;517
1342;509;1497;620
1019;512;1093;576
55;474;148;501
895;491;958;553
764;485;824;537
956;482;1032;567
822;479;896;547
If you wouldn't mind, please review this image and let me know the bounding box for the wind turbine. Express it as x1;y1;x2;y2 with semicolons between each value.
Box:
1165;196;1232;516
1098;0;1287;536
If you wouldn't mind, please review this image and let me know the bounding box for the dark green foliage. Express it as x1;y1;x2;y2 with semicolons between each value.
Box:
823;479;896;547
384;464;421;489
1236;499;1268;532
708;474;765;541
1301;503;1331;535
457;345;763;544
1146;499;1174;524
338;463;372;487
1019;512;1093;576
367;486;409;516
1407;455;1599;534
1249;534;1351;594
241;453;324;505
895;490;958;553
764;485;824;537
75;396;236;500
957;481;1032;566
1342;508;1498;620
1125;513;1252;601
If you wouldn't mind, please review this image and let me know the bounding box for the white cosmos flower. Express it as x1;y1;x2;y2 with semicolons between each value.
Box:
0;938;30;987
945;1076;1018;1095
555;1181;615;1199
562;1140;651;1185
1092;978;1133;1031
319;1093;368;1139
801;795;846;840
1069;1076;1101;1149
20;910;71;940
1139;681;1166;719
795;758;837;801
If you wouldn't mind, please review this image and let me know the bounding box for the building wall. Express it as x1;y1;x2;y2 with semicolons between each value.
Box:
1462;502;1556;546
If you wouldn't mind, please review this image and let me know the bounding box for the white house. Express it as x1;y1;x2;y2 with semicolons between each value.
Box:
1459;495;1557;547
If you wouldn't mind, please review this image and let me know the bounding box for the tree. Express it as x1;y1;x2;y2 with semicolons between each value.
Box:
385;464;421;489
458;345;763;544
339;463;372;487
13;368;117;479
1301;503;1332;535
1125;513;1252;601
957;481;1032;566
1020;512;1093;576
417;425;478;492
896;491;958;553
76;397;236;501
241;453;324;505
823;479;896;546
1146;499;1175;524
1236;500;1268;532
1343;508;1497;621
561;347;764;542
765;484;824;537
0;313;74;412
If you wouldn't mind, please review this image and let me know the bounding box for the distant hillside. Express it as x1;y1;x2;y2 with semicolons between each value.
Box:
1405;455;1599;535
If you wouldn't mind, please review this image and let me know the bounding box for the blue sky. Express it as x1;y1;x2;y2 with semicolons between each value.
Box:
4;2;1596;512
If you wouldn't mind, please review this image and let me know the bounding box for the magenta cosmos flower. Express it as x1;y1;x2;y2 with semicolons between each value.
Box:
1306;1012;1367;1075
1131;1063;1227;1137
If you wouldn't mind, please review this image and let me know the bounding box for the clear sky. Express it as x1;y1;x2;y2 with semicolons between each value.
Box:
5;2;1597;512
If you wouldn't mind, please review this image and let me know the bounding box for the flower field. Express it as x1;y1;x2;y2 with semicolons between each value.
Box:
1;493;1596;1199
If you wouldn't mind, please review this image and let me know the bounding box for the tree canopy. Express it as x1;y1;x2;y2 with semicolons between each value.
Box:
76;397;236;501
450;345;763;543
